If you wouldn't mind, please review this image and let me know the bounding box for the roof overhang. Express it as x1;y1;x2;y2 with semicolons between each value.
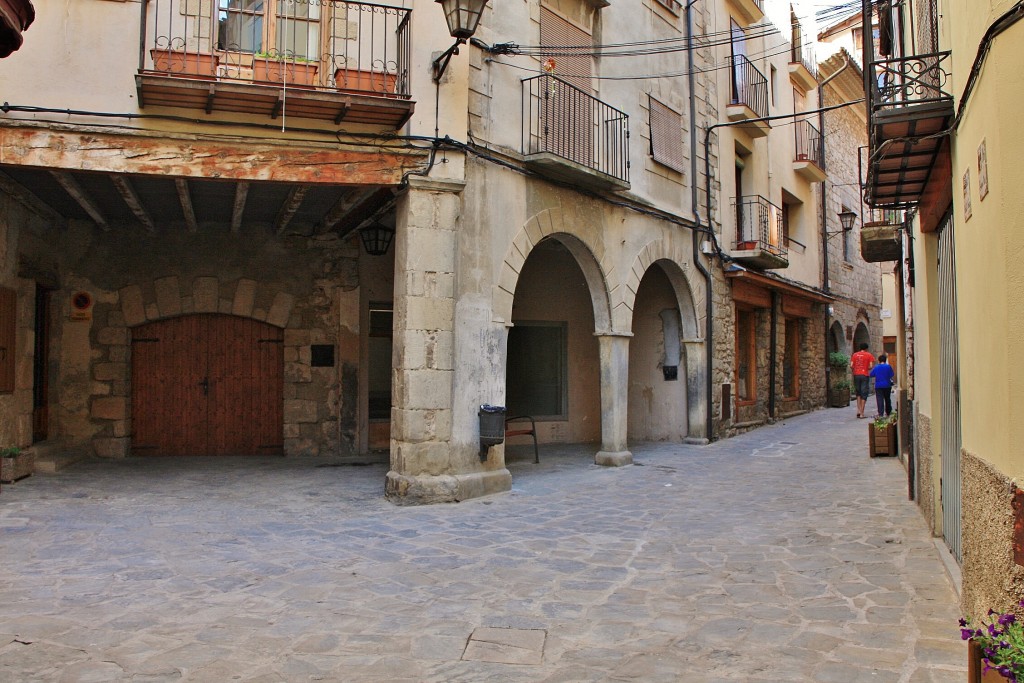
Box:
0;0;33;58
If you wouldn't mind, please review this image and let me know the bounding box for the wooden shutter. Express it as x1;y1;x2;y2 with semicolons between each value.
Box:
539;6;593;93
649;96;685;173
0;286;15;393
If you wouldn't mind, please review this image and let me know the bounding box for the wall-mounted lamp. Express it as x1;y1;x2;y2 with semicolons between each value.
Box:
827;209;858;238
359;223;395;256
432;0;490;83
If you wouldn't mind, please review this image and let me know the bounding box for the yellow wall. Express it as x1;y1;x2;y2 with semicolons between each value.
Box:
951;13;1024;481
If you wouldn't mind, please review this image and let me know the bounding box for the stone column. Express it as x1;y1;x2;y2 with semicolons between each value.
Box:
385;177;511;504
683;339;708;443
595;333;632;466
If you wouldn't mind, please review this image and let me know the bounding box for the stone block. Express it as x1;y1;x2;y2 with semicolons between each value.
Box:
94;437;130;459
267;292;296;328
145;303;159;321
404;297;454;332
405;229;455;273
109;346;128;363
284;399;318;423
107;310;125;327
154;276;182;318
284;362;312;383
284;329;311;346
284;438;318;457
94;363;128;381
232;279;258;317
402;330;454;371
219;298;232;314
283;423;300;439
120;285;146;327
392;408;452;442
400;369;453;410
193;277;219;313
92;397;127;421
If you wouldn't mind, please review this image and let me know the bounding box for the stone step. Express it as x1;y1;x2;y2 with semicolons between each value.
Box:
28;441;92;474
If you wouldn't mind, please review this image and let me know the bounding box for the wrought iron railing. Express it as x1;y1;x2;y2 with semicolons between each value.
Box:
794;119;824;169
864;207;904;225
522;74;630;184
870;51;952;113
791;40;818;81
139;0;411;98
728;55;769;119
733;195;787;256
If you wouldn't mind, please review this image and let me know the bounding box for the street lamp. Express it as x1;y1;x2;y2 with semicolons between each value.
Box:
432;0;490;82
827;209;858;238
359;222;395;256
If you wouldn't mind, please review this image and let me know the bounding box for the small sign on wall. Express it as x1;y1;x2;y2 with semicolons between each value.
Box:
978;138;989;201
69;291;93;321
962;168;972;222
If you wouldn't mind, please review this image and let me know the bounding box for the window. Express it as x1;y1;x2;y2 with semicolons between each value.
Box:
783;318;801;399
0;286;15;394
367;305;392;421
770;65;777;106
506;322;568;418
735;308;756;403
649;96;685;173
217;0;321;61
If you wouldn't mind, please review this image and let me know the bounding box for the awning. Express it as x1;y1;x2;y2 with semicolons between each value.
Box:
0;0;34;59
726;265;833;317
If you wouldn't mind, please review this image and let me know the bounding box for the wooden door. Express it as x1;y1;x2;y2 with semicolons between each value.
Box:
131;314;283;456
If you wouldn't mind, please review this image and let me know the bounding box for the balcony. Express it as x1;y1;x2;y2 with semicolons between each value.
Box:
730;195;788;269
792;119;825;182
788;43;818;92
864;52;954;220
726;56;770;138
522;74;630;192
726;0;764;26
860;208;904;262
136;0;414;128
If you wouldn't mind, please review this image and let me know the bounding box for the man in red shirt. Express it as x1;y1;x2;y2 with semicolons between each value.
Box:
850;343;876;418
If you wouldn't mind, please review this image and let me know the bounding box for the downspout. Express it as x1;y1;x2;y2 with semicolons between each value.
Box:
817;53;851;394
686;0;716;442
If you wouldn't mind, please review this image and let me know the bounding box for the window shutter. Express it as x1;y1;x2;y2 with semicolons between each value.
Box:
649;96;685;173
539;6;594;93
0;286;15;394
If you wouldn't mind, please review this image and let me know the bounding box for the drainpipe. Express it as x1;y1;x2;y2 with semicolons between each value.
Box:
686;0;716;442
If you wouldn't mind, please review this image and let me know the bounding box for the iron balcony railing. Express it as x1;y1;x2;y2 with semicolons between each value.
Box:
794;119;824;169
728;54;769;119
733;195;787;256
864;207;904;225
869;51;952;114
139;0;411;97
522;74;630;184
791;40;818;81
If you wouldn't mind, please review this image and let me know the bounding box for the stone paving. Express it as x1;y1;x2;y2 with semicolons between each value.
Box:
0;405;967;682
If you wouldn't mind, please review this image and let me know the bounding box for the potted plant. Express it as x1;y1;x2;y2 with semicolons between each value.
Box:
149;48;218;79
333;68;398;96
828;352;851;407
868;411;898;457
253;53;319;87
735;240;758;250
960;602;1024;681
1;446;33;483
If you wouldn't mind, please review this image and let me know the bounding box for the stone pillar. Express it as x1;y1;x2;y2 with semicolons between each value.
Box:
683;339;708;442
385;177;511;504
595;333;632;466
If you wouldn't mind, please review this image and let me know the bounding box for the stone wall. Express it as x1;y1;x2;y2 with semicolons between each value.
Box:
915;410;937;536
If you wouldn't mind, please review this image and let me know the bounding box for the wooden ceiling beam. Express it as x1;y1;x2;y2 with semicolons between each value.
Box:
110;176;156;233
0;170;66;227
231;181;249;234
316;187;377;235
49;171;108;230
175;178;199;233
275;185;311;236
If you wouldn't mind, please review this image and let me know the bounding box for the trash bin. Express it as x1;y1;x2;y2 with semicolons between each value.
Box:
478;404;506;448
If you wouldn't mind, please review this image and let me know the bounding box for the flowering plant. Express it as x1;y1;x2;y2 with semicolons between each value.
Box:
872;411;898;428
961;601;1024;681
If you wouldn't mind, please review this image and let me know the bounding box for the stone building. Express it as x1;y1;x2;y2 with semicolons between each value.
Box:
0;0;880;504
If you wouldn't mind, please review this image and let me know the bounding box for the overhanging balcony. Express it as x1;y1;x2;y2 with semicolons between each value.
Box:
726;0;764;26
730;195;788;270
726;56;770;138
788;43;818;92
136;0;414;128
864;52;954;211
522;74;630;192
793;119;825;182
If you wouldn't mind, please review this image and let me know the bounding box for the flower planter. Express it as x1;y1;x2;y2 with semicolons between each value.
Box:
1;451;34;483
969;639;1011;682
861;221;902;263
828;387;850;408
150;49;218;79
735;240;757;250
253;58;319;87
869;422;898;457
333;69;398;96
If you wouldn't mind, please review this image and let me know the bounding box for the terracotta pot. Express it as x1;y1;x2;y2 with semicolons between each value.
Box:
150;49;218;79
333;69;398;95
253;58;319;87
735;240;757;250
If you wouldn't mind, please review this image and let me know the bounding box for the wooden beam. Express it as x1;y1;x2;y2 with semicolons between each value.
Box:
175;178;198;233
110;176;156;233
315;187;377;235
275;185;310;236
48;171;108;230
0;170;66;227
0;124;425;185
231;181;249;234
334;188;397;240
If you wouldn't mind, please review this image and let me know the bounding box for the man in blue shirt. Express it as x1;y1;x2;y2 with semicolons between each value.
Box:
869;354;896;417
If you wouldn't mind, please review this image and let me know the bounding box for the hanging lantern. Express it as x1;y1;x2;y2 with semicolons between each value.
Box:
359;223;395;256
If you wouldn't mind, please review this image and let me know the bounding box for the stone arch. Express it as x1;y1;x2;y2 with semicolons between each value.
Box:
624;242;707;440
494;208;613;333
853;320;871;351
828;320;846;355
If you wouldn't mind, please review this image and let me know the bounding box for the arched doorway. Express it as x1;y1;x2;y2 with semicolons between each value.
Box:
828;320;846;355
131;314;284;456
853;321;870;352
628;263;688;441
506;237;602;445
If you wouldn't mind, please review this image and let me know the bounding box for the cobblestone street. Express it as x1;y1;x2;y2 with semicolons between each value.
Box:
0;406;965;682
